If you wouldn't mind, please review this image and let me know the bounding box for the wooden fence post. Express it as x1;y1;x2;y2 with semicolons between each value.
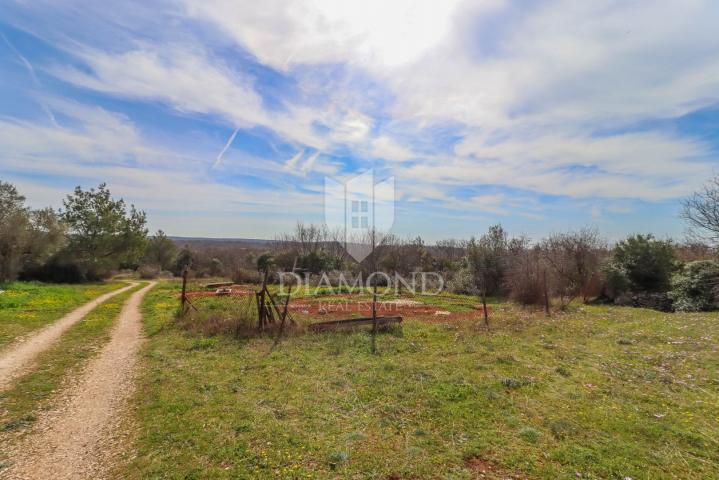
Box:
543;269;551;316
181;267;188;314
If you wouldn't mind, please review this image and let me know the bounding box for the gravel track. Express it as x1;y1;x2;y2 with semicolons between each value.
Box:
0;283;137;392
1;282;156;480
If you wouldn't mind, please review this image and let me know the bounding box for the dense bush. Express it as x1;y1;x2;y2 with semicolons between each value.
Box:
669;260;719;312
233;267;263;284
600;261;631;299
0;183;66;282
20;256;85;283
541;228;605;304
608;234;676;293
614;292;673;312
138;264;161;279
143;230;177;271
505;241;546;306
466;225;509;297
446;266;475;294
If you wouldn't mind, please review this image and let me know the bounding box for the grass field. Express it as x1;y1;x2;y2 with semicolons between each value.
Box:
0;281;125;349
117;281;719;479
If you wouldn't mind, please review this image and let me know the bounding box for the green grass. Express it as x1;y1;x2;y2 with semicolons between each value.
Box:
119;282;719;479
0;281;125;349
0;284;144;452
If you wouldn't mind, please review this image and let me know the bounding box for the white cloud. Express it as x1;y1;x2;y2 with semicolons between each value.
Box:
299;151;320;173
48;44;385;157
453;130;712;194
177;0;719;203
0;99;325;225
52;46;268;128
284;150;304;170
387;0;719;129
0;99;165;165
183;0;467;70
370;136;414;162
4;0;719;220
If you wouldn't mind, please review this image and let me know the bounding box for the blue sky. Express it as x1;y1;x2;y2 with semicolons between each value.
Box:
1;0;718;241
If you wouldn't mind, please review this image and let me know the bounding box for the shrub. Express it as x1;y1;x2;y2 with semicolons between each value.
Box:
466;225;509;296
540;228;605;303
505;242;545;306
669;260;719;312
611;234;676;292
233;267;262;284
20;255;85;283
519;426;541;443
446;266;476;294
138;264;160;279
614;292;673;312
600;261;630;299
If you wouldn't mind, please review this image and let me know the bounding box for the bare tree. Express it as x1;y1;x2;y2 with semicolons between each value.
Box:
540;228;605;306
682;175;719;244
435;238;464;266
504;237;547;308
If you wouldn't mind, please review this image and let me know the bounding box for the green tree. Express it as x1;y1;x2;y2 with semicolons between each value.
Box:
173;246;193;275
209;257;224;277
60;183;147;279
22;207;66;275
610;234;676;292
256;253;275;273
467;225;508;294
143;230;177;270
0;182;31;282
0;182;66;282
467;225;509;327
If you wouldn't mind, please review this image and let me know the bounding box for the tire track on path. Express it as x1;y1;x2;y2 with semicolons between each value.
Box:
0;283;137;392
2;281;156;480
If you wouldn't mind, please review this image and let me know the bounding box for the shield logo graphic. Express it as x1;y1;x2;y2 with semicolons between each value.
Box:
324;169;395;262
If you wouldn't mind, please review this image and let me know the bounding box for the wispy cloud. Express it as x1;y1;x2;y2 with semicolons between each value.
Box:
1;32;59;127
213;127;239;169
1;32;40;86
1;0;718;239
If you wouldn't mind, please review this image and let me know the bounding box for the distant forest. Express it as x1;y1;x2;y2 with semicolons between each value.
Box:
3;177;719;313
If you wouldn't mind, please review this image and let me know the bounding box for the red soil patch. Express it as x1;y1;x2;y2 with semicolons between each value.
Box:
464;456;531;479
178;286;493;324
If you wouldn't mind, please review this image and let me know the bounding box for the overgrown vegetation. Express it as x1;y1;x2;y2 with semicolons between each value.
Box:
669;260;719;312
3;174;719;311
180;295;259;338
113;282;719;479
0;181;148;283
0;182;65;282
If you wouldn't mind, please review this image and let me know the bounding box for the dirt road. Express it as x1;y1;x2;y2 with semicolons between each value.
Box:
0;283;137;391
2;281;156;480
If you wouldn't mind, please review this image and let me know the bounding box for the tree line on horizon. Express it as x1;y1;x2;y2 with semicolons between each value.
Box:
2;178;719;312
